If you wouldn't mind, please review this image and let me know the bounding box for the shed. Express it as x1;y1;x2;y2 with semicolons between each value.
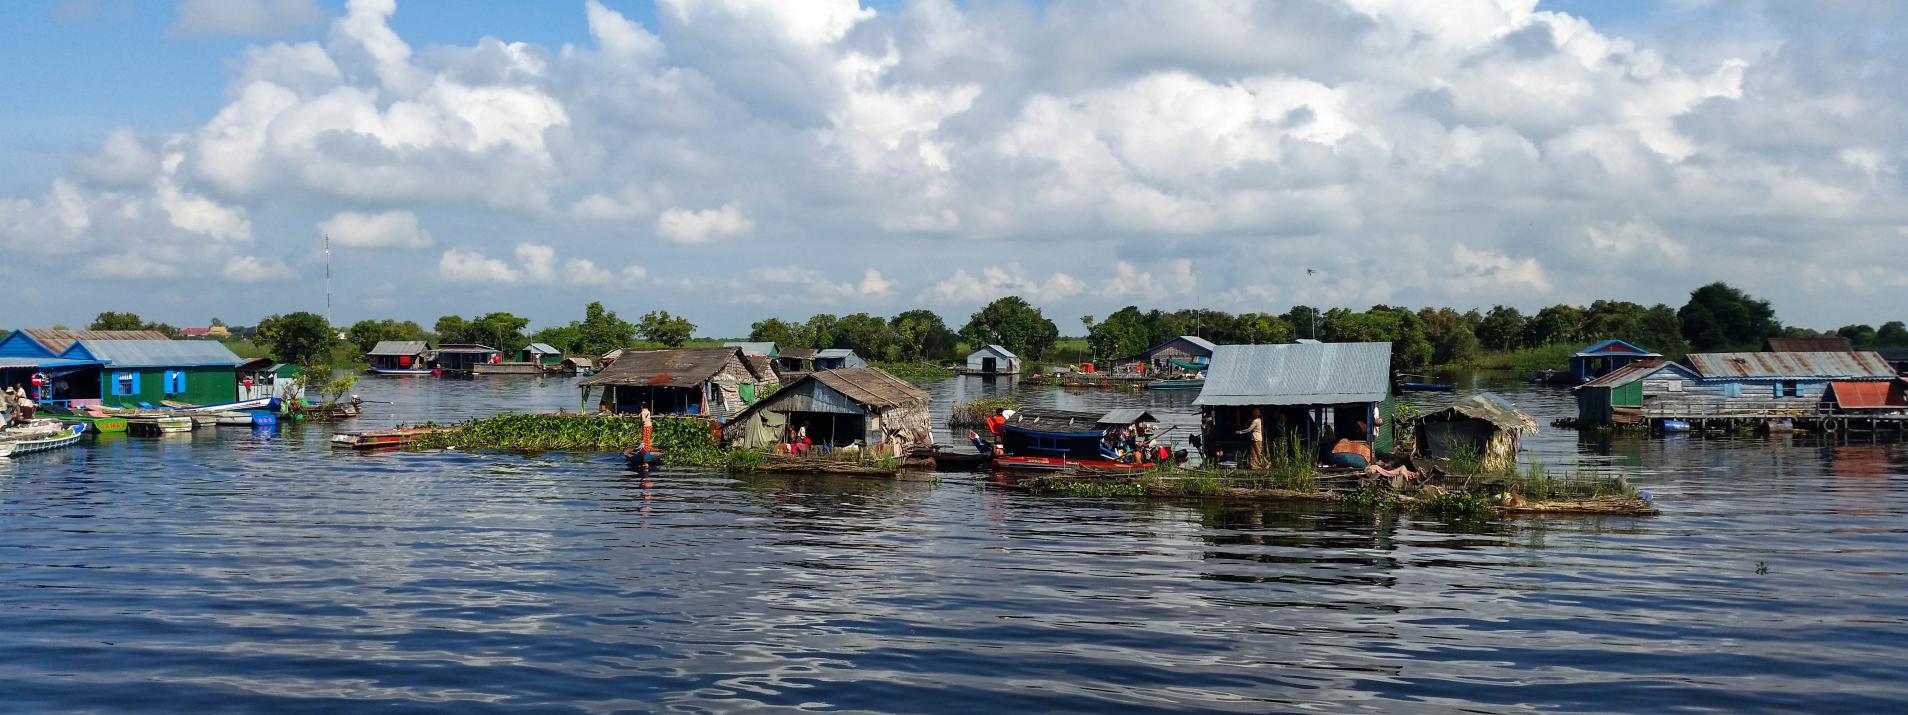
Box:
433;344;501;373
521;343;563;365
366;340;431;372
1413;392;1537;471
79;338;247;407
1571;359;1699;426
577;347;777;418
1115;335;1218;373
1823;380;1908;411
1569;339;1662;383
724;341;779;358
814;348;867;370
1194;342;1395;456
723;367;931;453
1765;336;1853;353
965;344;1020;375
560;356;595;374
775;347;817;376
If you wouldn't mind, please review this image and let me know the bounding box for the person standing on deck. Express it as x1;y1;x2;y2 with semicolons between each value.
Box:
1237;408;1266;469
638;403;653;449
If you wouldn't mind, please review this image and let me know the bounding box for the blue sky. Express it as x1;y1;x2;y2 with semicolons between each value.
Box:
2;0;1904;335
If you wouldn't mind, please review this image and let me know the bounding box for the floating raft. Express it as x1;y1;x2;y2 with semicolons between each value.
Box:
330;427;448;450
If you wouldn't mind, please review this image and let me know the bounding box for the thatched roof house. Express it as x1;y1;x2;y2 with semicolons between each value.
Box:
1412;392;1537;471
723;367;931;453
578;347;778;418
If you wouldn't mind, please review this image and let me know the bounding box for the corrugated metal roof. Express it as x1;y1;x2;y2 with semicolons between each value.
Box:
78;339;246;368
1766;337;1853;353
816;348;856;359
778;347;818;360
434;344;498;353
367;340;429;356
1686;351;1895;380
1825;380;1907;409
0;357;104;368
1193;342;1392;406
810;367;929;408
24;329;171;353
1574;359;1693;389
525;343;561;355
1099;408;1159;425
578;347;745;388
724;341;778;357
1573;339;1661;358
972;344;1017;359
1181;336;1218;352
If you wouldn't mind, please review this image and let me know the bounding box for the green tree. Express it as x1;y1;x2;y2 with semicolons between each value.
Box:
1638;304;1688;355
530;324;584;354
1282;305;1323;340
1088;306;1153;360
748;318;804;347
960;296;1059;360
1876;321;1908;347
255;312;334;366
465;312;531;355
1836;324;1877;347
638;310;695;347
1679;282;1779;351
1235;312;1294;344
434;315;471;343
576;302;635;355
1418;307;1480;365
889;309;957;362
1524;304;1585;346
89;311;147;331
831;313;892;358
802;314;839;349
1475;305;1527;351
346;319;394;353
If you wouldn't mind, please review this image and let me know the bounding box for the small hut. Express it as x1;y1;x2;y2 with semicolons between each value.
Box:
1194;342;1395;457
1113;335;1217;373
577;347;777;418
724;341;779;358
560;356;596;375
367;340;431;372
774;347;817;377
1413;392;1538;471
723;367;931;454
520;343;563;366
433;344;501;373
814;348;866;370
965;344;1020;375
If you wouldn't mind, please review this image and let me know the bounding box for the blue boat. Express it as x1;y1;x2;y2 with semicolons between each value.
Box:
624;446;663;471
1660;419;1692;433
1399;382;1456;392
1145;378;1205;391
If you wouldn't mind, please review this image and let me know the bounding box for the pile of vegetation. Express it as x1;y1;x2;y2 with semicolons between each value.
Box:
872;361;953;380
947;397;1018;429
404;413;762;469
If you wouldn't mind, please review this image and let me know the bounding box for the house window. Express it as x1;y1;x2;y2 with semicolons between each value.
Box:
1773;381;1800;398
1723;383;1741;398
1667;381;1684;393
164;370;187;395
111;372;140;396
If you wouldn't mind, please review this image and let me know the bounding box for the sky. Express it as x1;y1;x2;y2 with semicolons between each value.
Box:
3;0;1905;336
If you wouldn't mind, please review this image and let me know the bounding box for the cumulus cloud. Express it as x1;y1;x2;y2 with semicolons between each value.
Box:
320;210;433;249
173;0;324;37
223;255;297;282
656;203;754;244
745;266;896;302
4;0;1908;328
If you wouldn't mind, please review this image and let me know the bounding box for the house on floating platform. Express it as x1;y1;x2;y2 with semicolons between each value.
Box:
724;341;778;358
1572;360;1693;427
1113;335;1217;373
722;367;931;453
577;346;778;418
774;347;817;377
1568;339;1662;383
239;361;301;401
1194;342;1395;460
1682;351;1896;404
432;344;501;373
1412;392;1538;471
520;343;563;367
814;348;866;371
965;344;1020;375
1576;351;1899;427
0;329;109;406
75;337;248;408
366;340;432;374
560;356;595;375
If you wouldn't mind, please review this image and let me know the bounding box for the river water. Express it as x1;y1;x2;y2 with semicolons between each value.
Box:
2;373;1904;712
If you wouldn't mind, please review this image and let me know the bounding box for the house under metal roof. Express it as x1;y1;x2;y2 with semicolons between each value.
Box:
77;339;246;368
1685;351;1895;380
1573;339;1661;358
525;343;561;355
367;340;430;356
578;347;747;388
1193;342;1392;407
1573;359;1698;390
24;329;171;353
1765;336;1854;353
724;341;778;357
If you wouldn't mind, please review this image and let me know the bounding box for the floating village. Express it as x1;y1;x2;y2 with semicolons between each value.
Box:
8;326;1908;518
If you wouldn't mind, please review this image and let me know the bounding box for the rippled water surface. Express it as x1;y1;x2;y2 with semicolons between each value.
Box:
3;373;1906;712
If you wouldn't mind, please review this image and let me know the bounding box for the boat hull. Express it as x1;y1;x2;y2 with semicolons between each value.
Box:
0;424;87;458
1145;379;1205;391
331;427;444;450
1399;382;1457;392
368;368;435;376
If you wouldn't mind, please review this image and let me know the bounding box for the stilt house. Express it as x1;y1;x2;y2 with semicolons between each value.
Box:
1194;342;1395;459
965;345;1020;375
577;347;778;418
723;367;931;452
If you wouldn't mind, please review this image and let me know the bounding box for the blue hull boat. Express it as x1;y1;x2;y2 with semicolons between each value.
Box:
1399;382;1456;392
624;447;664;470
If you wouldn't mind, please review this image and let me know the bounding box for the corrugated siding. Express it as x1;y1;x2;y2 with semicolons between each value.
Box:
1194;342;1392;406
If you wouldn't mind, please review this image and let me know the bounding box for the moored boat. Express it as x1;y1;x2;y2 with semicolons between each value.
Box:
126;415;195;435
330;426;446;450
162;397;281;414
1398;382;1457;392
989;409;1171;477
42;406;129;434
0;423;87;458
1145;378;1205;391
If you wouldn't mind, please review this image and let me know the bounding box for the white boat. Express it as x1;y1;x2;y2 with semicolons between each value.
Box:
213;412;258;426
0;423;87;458
163;397;281;414
126;415;195;434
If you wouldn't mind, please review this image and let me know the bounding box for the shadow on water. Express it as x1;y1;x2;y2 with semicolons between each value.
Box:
0;372;1904;711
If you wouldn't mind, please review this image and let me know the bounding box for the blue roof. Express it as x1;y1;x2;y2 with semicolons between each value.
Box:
1574;339;1661;358
0;357;104;369
77;339;246;368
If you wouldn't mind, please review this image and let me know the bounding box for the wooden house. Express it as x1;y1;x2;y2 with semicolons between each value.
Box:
0;329;108;406
520;343;563;366
76;338;248;407
577;347;778;418
1194;342;1395;459
560;356;595;375
965;344;1020;375
723;367;931;453
1113;335;1218;373
1568;339;1662;383
814;348;866;370
1412;392;1537;471
774;347;817;376
432;344;501;373
1683;351;1896;404
366;340;431;373
1577;352;1898;426
239;361;301;401
1572;360;1694;426
724;341;779;358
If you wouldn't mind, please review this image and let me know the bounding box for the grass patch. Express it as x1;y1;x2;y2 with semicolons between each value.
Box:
872;361;952;380
1445;343;1576;374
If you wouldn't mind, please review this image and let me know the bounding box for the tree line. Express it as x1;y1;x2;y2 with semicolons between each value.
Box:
73;281;1908;373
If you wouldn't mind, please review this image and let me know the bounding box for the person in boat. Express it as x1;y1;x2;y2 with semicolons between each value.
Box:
1236;409;1267;469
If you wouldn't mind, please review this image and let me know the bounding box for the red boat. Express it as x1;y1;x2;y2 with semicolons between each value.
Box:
330;426;447;450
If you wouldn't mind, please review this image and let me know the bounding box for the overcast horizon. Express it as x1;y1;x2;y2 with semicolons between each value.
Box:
4;0;1905;335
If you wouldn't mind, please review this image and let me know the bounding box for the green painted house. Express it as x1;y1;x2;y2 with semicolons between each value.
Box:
67;339;248;407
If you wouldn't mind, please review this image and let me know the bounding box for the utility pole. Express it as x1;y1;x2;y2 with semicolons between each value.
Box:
324;233;333;327
1305;268;1318;339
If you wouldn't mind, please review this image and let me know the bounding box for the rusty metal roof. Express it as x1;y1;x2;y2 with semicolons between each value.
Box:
1765;337;1853;353
1825;380;1907;409
24;329;171;352
1574;359;1693;389
1686;351;1896;380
